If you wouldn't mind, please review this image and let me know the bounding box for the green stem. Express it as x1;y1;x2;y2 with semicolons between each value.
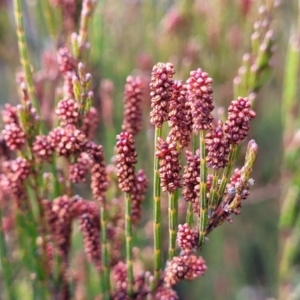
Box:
279;214;300;300
198;130;208;248
153;127;162;284
208;169;219;214
168;192;177;260
0;208;16;300
125;192;134;297
100;202;111;300
186;203;193;226
39;0;57;40
13;0;40;114
216;145;238;207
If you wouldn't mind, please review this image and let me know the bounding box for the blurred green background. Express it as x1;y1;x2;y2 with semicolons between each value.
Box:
0;0;297;299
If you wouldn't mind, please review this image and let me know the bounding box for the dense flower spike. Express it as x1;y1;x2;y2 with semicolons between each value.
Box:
81;107;98;139
91;162;109;203
2;104;18;124
155;286;179;300
122;76;143;136
48;125;86;156
131;170;148;224
43;196;73;259
150;62;175;127
205;121;230;169
224;97;256;144
112;261;128;294
70;195;99;218
32;135;54;161
86;142;108;202
168;81;193;148
186;68;214;131
69;152;92;183
177;223;199;254
115;132;138;193
57;47;76;73
2;123;25;151
79;213;101;272
182;150;200;212
164;254;207;287
63;71;75;99
1;157;30;199
55;98;80;126
156;137;182;193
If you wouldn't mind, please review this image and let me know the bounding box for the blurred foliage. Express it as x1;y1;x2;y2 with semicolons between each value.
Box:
0;0;298;299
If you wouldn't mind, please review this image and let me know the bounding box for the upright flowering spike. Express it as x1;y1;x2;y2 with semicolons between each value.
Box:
177;223;199;254
79;213;101;272
224;97;256;145
112;261;128;297
48;125;86;157
85;142;108;203
43;195;73;259
150;62;175;128
32;135;54;161
205;121;230;170
115;132;138;193
1;157;30;200
2;104;18;125
115;132;138;296
122;76;143;136
69;152;93;183
63;71;75;99
155;286;179;300
57;47;76;74
186;68;214;131
156;137;182;193
164;254;207;287
2;123;25;151
131;170;148;225
55;98;80;127
81;107;98;139
168;81;193;148
182;150;200;212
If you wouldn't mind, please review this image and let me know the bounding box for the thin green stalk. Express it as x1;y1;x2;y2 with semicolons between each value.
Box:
208;169;219;214
100;203;111;300
0;208;16;300
39;0;57;39
279;214;300;300
216;145;238;207
186;203;193;226
153;127;162;283
13;0;40;114
282;33;300;140
168;192;176;260
125;192;134;297
198;130;208;248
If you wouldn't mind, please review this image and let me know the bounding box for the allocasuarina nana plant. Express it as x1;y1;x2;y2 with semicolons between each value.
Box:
0;1;273;300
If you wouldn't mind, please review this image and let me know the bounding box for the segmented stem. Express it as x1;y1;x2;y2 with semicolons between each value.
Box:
13;0;39;113
168;192;177;260
0;208;16;300
186;203;193;226
208;169;219;214
216;145;238;207
153;127;162;284
198;130;208;248
125;192;134;297
39;0;57;39
100;202;111;300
